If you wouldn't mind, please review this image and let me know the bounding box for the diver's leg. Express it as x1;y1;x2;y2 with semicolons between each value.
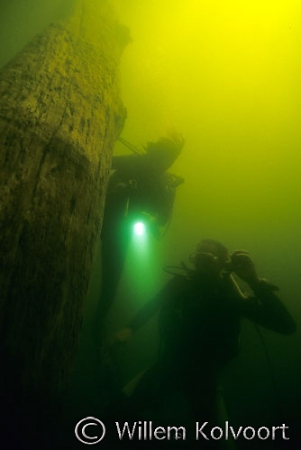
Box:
181;370;221;449
93;221;131;352
92;196;131;405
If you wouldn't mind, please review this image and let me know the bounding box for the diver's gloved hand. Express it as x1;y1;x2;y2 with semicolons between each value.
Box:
230;250;260;287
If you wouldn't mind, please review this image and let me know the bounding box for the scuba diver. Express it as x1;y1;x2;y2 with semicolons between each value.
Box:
109;239;296;448
96;133;185;332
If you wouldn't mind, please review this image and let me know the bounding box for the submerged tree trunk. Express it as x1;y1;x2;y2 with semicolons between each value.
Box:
0;0;128;443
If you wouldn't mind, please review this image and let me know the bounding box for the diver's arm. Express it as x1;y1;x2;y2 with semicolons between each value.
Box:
128;276;180;332
229;251;296;335
111;154;146;175
240;279;296;335
109;296;162;346
128;293;162;333
111;279;175;345
150;173;184;231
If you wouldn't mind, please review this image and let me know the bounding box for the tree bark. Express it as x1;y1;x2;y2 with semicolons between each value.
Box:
0;0;128;442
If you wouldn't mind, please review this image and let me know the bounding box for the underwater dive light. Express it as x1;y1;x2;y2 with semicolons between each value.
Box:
133;221;146;236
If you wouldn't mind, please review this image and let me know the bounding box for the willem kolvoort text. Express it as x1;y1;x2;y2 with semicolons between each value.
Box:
115;421;290;441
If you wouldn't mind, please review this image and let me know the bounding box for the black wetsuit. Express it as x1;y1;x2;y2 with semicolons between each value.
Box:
98;153;183;322
128;273;295;422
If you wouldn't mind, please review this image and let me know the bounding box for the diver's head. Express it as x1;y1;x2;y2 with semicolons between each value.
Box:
145;134;184;173
190;239;229;278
